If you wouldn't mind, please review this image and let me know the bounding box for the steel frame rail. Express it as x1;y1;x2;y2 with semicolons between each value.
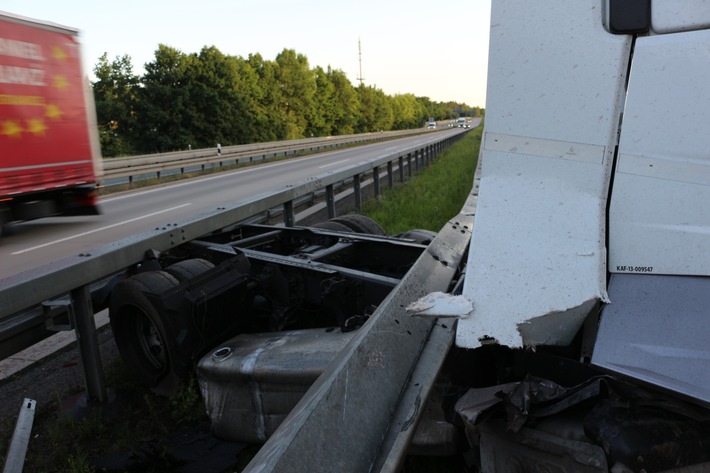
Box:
242;150;481;473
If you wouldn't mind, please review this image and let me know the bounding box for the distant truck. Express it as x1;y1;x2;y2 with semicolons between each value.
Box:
0;11;101;235
455;117;467;128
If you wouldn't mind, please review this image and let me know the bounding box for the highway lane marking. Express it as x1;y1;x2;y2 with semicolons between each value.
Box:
318;159;349;169
11;203;192;255
103;150;355;203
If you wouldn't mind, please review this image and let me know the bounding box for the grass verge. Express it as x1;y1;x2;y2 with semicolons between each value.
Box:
361;127;481;234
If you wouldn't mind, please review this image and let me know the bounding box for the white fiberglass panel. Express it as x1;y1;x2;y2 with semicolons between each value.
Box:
651;0;710;33
609;29;710;276
456;0;629;349
484;1;630;147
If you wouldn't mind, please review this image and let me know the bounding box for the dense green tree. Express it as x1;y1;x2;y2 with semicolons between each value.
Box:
356;85;394;133
328;68;360;135
91;43;483;156
232;54;271;143
273;49;317;140
135;45;194;152
92;54;139;156
391;93;425;130
186;46;247;148
251;54;286;141
308;66;335;137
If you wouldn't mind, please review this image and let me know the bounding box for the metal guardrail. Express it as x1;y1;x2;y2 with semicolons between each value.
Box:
101;129;436;183
0;130;467;376
244;164;479;472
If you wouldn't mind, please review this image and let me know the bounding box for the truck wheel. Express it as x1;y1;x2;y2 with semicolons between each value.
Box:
330;215;387;235
0;205;12;237
312;220;354;232
165;258;214;282
109;270;183;396
394;229;437;245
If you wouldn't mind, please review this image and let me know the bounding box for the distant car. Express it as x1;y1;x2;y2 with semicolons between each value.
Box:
427;121;437;129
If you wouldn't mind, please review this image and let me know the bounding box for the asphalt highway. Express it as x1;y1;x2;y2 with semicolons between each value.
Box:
0;129;466;280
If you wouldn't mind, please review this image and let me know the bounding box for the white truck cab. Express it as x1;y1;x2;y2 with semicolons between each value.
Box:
452;1;710;470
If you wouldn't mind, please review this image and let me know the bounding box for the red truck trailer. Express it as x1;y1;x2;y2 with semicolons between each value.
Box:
0;11;101;235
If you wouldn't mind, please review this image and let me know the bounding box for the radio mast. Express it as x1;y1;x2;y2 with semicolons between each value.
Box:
357;37;365;85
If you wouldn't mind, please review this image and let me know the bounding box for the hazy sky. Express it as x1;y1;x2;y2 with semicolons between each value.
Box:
2;0;491;107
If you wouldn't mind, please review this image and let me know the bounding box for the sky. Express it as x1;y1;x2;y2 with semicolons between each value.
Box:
2;0;491;107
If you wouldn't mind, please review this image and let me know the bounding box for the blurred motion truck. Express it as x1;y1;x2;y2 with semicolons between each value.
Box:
0;11;101;235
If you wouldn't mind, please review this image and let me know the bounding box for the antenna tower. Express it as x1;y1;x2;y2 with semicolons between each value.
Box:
357;37;365;85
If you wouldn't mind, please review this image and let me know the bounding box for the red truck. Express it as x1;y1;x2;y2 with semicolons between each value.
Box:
0;11;101;236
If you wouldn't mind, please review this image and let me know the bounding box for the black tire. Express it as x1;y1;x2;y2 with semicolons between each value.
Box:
165;258;214;282
312;220;354;232
329;214;387;236
109;270;183;396
394;229;438;245
0;205;13;238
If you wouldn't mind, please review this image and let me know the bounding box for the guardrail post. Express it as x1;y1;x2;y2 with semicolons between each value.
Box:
407;154;413;178
326;184;336;218
284;201;295;227
373;166;380;199
387;161;394;189
398;156;404;183
70;285;107;403
353;173;362;211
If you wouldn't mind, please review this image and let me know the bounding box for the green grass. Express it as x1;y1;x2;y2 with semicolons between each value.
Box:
361;127;481;234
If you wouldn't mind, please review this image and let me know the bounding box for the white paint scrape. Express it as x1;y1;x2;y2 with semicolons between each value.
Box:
406;292;473;318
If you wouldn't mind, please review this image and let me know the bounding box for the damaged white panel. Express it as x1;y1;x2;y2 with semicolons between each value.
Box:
456;146;609;348
456;0;628;349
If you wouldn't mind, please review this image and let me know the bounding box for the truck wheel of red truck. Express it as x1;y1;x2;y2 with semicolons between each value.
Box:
0;205;11;237
109;270;184;396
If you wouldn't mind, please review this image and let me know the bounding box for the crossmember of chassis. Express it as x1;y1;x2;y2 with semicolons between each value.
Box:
108;215;433;395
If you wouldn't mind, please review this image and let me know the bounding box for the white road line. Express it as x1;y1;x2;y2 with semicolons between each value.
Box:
318;159;349;169
12;203;192;255
103;150;353;203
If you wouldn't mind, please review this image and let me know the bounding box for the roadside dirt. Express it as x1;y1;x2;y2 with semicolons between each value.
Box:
0;324;120;439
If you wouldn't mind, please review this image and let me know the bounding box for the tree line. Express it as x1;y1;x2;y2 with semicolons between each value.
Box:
92;44;483;157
